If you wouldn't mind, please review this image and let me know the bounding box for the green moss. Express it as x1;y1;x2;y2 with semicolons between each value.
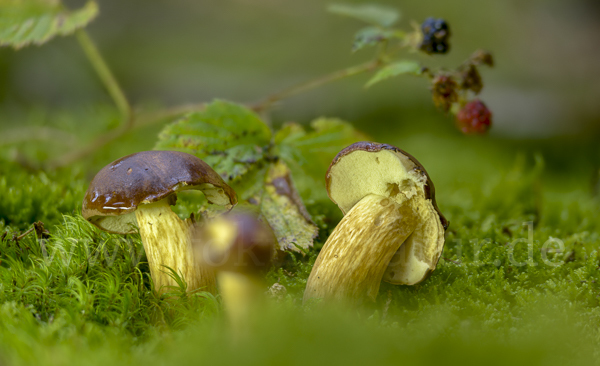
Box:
2;121;600;365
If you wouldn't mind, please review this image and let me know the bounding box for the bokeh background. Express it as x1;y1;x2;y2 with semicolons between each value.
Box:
0;0;599;204
2;0;599;137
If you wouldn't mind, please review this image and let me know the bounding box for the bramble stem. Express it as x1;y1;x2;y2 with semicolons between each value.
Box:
76;29;132;126
43;43;382;169
252;59;382;112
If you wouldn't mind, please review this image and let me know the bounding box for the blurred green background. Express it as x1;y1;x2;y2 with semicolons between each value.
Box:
2;0;600;139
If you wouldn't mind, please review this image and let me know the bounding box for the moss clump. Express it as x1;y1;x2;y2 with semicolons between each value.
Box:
1;129;600;365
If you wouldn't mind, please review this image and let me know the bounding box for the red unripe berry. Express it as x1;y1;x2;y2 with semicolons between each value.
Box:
456;99;492;134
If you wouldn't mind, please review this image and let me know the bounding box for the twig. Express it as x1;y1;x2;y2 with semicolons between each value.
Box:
443;256;461;265
12;221;49;242
14;227;34;242
251;59;382;112
42;48;381;169
76;29;132;126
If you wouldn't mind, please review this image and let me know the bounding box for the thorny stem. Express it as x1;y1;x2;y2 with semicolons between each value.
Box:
37;33;385;169
76;30;132;126
251;59;382;112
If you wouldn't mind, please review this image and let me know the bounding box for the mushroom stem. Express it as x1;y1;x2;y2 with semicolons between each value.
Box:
218;271;264;337
135;199;216;294
303;194;417;305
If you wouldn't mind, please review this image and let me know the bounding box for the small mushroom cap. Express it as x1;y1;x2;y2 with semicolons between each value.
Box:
326;141;448;285
82;151;237;234
194;214;275;273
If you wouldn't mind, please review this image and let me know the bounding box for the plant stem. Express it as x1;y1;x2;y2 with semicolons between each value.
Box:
43;55;382;169
252;59;382;112
43;103;207;169
76;29;132;126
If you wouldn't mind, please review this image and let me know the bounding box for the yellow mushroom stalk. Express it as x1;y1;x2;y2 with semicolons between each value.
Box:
82;150;237;295
303;142;448;305
304;194;417;302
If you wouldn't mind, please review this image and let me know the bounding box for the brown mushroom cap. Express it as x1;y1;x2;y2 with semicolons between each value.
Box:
325;141;448;285
82;150;237;234
194;214;275;274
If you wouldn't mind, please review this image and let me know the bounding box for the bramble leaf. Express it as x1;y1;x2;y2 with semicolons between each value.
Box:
275;118;366;201
0;0;98;49
258;161;317;252
328;3;399;27
155;100;272;183
155;100;317;252
365;60;422;88
353;26;390;52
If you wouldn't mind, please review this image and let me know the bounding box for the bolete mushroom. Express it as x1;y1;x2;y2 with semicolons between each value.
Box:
303;142;448;304
82;150;237;295
193;213;275;334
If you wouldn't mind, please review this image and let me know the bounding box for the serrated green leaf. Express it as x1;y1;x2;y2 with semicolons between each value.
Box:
258;161;317;252
353;27;406;52
328;3;399;27
155;100;272;183
365;60;422;88
352;26;389;52
275;118;366;201
0;0;98;49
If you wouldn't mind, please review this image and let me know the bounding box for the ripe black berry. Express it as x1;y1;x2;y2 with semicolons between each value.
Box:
420;17;451;54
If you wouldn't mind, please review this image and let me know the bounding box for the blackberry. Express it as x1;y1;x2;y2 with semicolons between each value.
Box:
420;17;450;54
455;99;492;134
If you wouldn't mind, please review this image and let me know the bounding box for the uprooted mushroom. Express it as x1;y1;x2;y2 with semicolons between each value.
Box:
303;142;448;305
82;150;237;295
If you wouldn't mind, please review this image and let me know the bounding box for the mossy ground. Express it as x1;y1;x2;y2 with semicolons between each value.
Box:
1;106;600;365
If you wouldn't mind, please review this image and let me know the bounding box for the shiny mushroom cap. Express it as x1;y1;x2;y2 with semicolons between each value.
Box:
194;214;275;274
82;150;237;234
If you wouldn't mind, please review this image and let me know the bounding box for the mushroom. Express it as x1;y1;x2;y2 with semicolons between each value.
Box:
193;213;275;334
82;150;237;295
303;142;448;304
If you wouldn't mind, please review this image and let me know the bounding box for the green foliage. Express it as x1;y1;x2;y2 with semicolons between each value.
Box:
328;3;399;27
0;0;98;49
156;100;272;183
365;60;422;88
352;26;397;52
0;215;219;340
274;118;366;202
155;100;364;252
0;162;85;230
